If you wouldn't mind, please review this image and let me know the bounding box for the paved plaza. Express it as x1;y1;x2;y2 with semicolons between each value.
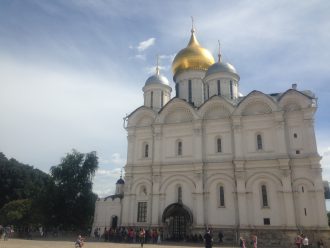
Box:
0;239;238;248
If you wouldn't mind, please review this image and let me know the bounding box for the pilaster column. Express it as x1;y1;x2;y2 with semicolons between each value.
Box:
121;174;132;226
153;125;162;165
279;162;296;226
234;160;248;227
193;121;203;163
194;172;204;226
127;130;136;164
274;112;287;156
303;117;317;154
129;194;136;225
151;174;161;226
232;116;243;159
312;166;328;227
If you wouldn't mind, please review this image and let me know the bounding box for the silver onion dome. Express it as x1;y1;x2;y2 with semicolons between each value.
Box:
205;61;238;77
145;73;169;86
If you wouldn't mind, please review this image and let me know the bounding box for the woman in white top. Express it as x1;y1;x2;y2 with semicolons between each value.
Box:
302;235;309;248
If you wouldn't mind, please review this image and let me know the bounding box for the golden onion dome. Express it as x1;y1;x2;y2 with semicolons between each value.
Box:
172;29;215;78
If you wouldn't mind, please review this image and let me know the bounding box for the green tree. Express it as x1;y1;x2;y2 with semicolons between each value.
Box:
50;150;98;229
0;152;54;226
0;199;32;225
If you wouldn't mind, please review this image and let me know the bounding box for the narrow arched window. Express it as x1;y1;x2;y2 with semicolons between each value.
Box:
217;80;221;96
175;84;180;97
217;138;222;153
144;144;149;158
230;80;233;99
161;91;164;107
178;186;182;203
219;186;225;207
188;80;192;103
257;134;263;150
261;185;268;207
177;141;182;156
150;91;153;108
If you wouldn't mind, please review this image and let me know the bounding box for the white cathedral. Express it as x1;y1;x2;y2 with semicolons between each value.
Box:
92;26;328;243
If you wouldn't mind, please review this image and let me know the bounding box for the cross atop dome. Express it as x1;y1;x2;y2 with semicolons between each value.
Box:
191;16;195;33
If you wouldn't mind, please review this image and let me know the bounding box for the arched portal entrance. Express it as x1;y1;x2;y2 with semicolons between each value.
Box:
162;203;193;241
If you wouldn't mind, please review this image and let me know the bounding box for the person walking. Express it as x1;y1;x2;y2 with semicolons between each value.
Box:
218;231;224;243
302;235;309;248
295;234;303;248
239;237;246;248
139;228;146;247
317;239;324;248
204;229;213;248
252;234;257;248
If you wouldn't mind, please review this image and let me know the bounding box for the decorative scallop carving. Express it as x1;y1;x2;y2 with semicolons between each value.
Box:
282;102;301;112
242;101;272;116
136;116;154;127
204;106;230;119
164;108;193;123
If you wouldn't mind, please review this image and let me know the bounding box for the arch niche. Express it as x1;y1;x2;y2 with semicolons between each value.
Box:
161;203;193;241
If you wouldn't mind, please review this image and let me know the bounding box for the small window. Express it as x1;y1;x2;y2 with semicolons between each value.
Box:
304;208;307;216
178;186;182;203
177;141;182;156
219;186;225;207
257;134;263;150
296;150;300;154
144;144;149;158
230;81;233;99
217;80;221;96
261;185;269;207
302;186;304;193
217;138;222;153
264;218;270;225
294;133;298;138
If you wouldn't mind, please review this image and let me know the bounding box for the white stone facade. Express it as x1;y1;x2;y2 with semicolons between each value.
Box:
92;30;328;238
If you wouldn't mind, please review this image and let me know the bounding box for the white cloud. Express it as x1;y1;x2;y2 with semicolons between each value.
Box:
159;54;176;62
137;38;156;52
135;54;146;60
324;147;330;157
111;153;126;167
99;155;126;167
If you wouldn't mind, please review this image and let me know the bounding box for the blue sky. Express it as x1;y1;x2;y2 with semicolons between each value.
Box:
0;0;329;197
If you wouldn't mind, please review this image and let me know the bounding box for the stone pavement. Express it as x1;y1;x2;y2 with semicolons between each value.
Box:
0;239;239;248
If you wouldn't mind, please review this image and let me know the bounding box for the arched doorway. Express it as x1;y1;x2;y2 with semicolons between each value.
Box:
162;203;193;241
